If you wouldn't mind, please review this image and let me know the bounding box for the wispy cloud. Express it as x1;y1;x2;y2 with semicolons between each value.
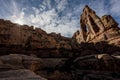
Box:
55;0;68;11
0;0;120;37
7;0;79;37
27;0;78;37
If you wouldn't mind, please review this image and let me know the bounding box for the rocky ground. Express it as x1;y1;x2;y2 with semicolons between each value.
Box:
0;5;120;80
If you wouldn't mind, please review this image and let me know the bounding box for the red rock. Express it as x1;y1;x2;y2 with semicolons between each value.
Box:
73;5;120;45
0;19;72;50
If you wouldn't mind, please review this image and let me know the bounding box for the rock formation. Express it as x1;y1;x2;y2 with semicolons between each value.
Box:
0;69;47;80
0;19;72;50
1;5;120;80
0;19;73;58
73;5;120;44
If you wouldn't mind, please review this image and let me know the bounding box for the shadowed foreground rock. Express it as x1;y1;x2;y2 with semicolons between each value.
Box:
0;69;47;80
0;54;43;71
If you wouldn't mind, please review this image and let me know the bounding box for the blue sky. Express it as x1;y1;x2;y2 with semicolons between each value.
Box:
0;0;120;37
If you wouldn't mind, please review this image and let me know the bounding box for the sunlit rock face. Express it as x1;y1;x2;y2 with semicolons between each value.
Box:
0;19;55;48
0;19;72;49
73;5;120;45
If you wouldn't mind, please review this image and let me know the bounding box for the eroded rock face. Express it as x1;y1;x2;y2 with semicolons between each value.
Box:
0;19;72;50
71;54;118;71
73;5;120;44
101;15;118;29
0;19;74;57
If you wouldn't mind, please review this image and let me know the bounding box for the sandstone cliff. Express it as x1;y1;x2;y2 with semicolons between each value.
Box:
0;19;73;57
0;19;72;49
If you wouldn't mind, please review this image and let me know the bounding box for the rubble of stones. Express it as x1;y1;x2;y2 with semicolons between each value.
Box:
0;5;120;80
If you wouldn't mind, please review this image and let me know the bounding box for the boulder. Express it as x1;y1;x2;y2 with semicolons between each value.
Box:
0;69;47;80
0;54;43;71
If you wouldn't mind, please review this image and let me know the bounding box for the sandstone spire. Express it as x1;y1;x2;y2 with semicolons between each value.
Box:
74;5;120;44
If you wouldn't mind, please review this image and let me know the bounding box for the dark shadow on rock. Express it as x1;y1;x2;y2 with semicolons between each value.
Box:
57;41;120;80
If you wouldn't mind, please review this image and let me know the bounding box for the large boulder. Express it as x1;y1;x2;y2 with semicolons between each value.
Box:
0;69;47;80
0;54;43;71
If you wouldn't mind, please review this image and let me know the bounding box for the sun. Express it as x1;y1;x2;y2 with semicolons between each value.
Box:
14;19;24;25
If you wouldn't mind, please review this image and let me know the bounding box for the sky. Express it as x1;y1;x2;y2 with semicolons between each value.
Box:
0;0;120;37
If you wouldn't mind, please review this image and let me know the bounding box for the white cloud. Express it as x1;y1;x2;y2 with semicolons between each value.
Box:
7;0;79;37
11;11;25;25
55;0;68;11
4;0;119;37
27;6;78;36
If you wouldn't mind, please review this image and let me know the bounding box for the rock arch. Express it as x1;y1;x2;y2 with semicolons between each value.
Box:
80;5;105;41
